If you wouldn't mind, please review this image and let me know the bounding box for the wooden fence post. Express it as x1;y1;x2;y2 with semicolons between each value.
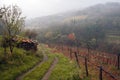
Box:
85;57;88;77
117;54;120;69
74;52;80;68
99;66;103;80
70;48;72;59
62;44;63;52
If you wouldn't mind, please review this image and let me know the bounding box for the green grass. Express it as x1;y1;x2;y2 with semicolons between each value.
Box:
0;47;43;80
49;53;81;80
106;35;120;44
23;52;55;80
0;44;90;80
23;45;82;80
107;35;120;40
0;47;4;61
0;35;2;46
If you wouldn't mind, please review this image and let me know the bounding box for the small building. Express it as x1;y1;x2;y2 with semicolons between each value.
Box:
13;36;38;51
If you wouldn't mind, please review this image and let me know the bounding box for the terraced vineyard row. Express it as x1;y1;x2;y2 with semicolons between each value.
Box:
49;44;120;80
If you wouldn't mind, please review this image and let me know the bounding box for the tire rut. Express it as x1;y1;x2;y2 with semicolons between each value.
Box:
16;52;48;80
41;57;58;80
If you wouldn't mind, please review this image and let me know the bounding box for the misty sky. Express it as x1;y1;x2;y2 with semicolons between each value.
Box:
0;0;120;19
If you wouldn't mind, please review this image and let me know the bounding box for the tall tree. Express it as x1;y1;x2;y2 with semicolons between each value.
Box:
81;24;105;51
0;5;25;54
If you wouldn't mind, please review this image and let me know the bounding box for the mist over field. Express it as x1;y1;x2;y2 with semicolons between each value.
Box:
0;0;120;18
0;0;120;80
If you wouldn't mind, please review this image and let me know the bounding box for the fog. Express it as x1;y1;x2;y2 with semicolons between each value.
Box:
0;0;120;19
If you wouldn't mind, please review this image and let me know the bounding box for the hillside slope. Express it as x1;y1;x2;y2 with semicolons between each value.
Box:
26;2;120;30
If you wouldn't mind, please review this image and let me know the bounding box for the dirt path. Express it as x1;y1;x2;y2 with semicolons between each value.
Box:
41;57;58;80
16;52;48;80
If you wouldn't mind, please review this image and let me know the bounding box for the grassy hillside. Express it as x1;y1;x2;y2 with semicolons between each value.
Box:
23;50;55;80
27;3;120;55
0;45;43;80
22;45;85;80
49;53;80;80
106;30;120;44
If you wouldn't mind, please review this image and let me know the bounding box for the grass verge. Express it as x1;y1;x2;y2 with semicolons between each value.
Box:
0;47;43;80
49;53;81;80
23;52;55;80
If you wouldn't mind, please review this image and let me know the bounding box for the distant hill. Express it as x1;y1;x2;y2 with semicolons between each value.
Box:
26;2;120;30
26;2;120;44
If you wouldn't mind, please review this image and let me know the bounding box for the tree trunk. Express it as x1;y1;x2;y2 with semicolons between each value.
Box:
9;38;14;54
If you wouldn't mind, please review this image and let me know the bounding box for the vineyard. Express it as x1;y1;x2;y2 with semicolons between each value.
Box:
49;44;120;80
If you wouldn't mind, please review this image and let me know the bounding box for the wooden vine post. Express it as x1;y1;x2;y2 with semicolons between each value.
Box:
74;52;80;68
85;57;89;76
99;66;103;80
117;53;120;69
69;48;72;59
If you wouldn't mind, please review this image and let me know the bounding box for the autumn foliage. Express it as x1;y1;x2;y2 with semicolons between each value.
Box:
67;33;76;41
